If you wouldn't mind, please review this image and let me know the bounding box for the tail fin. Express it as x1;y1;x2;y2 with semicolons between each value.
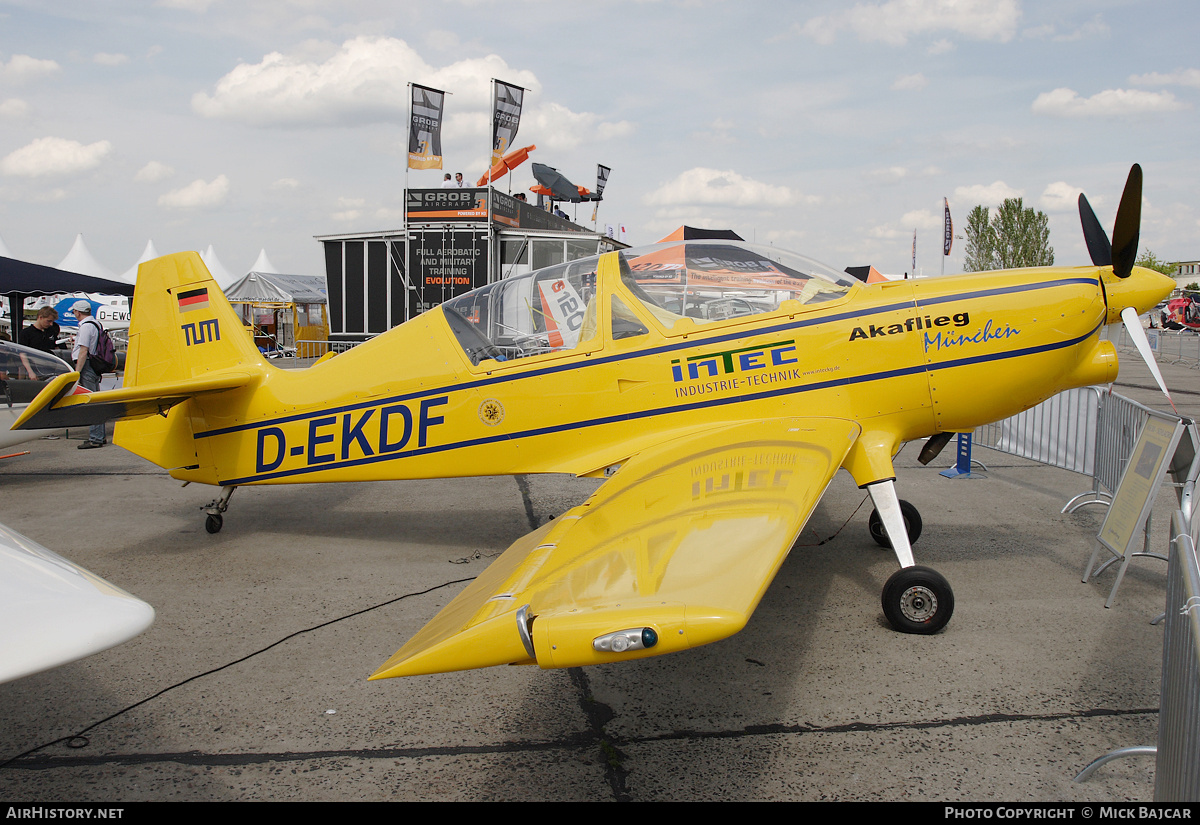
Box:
124;252;268;387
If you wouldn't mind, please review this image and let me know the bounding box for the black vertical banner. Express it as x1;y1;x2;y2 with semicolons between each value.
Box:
491;81;524;166
409;84;445;170
596;164;610;198
943;198;953;256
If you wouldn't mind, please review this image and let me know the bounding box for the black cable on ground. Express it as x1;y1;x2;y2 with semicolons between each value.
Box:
0;575;476;769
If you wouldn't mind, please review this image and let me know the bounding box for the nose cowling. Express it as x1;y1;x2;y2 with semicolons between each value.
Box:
1103;265;1176;325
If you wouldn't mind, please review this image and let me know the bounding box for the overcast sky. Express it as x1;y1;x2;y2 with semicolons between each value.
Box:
0;0;1196;281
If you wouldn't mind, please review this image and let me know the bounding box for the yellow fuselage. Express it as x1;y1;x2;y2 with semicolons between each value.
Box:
145;259;1129;491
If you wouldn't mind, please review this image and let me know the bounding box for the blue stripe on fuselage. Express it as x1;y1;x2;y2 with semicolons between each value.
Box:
197;276;1099;442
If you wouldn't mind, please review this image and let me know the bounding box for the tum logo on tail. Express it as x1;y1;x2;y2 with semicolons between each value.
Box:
181;318;220;346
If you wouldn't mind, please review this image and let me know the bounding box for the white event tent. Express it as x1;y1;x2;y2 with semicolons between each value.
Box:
120;241;160;284
56;234;119;282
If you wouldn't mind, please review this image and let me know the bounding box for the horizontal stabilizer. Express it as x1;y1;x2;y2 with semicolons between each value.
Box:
13;370;257;430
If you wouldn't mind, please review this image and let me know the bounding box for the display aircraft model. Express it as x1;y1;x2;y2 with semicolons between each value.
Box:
49;295;132;331
14;166;1175;680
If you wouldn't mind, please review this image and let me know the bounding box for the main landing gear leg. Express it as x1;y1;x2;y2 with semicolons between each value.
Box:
203;485;237;534
867;479;954;634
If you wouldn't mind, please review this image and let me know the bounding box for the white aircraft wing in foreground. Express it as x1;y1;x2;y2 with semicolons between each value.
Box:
0;521;154;684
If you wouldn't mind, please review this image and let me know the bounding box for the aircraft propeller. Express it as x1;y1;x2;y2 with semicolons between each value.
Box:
1077;163;1174;410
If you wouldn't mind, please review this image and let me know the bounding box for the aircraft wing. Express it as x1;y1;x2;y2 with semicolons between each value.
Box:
371;417;861;679
0;521;154;684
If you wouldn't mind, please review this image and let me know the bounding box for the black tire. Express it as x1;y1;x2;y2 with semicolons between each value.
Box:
868;500;923;548
881;566;954;634
205;513;223;534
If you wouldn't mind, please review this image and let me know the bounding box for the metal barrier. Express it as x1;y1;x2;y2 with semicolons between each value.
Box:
1155;510;1200;800
293;339;364;359
973;388;1179;515
974;386;1101;477
1105;324;1200;368
1072;420;1200;797
1090;392;1179;510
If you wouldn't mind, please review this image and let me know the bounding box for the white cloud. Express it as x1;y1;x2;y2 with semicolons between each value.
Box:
0;54;61;84
865;165;941;183
892;73;928;91
1032;87;1188;117
798;0;1020;46
954;181;1023;204
901;209;942;229
156;0;215;11
524;102;634;150
0;136;112;177
869;225;908;240
94;53;129;66
1054;14;1109;42
192;35;539;127
271;177;300;190
31;188;67;203
644;168;799;208
1023;15;1108;42
866;166;911;183
158;174;229;209
1129;68;1200;88
134;160;175;183
0;98;30;119
927;38;955;54
1038;181;1082;212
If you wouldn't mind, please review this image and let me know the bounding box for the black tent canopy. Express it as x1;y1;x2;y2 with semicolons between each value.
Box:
1;255;135;297
2;255;135;333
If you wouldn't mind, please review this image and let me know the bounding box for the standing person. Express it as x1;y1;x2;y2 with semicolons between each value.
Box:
454;172;464;187
19;306;60;355
70;300;106;449
17;306;61;378
440;173;454;188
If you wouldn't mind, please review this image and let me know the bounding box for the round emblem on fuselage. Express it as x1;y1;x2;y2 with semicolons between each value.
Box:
479;399;505;426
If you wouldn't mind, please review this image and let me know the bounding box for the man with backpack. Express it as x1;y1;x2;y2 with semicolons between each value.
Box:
70;299;113;449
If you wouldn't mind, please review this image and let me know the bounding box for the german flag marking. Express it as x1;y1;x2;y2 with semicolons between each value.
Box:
177;288;210;313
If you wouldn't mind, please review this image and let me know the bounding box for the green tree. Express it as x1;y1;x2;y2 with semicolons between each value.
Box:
962;198;1054;271
962;205;995;272
1135;249;1176;275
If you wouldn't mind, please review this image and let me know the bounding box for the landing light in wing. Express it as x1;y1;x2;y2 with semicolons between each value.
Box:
593;627;660;654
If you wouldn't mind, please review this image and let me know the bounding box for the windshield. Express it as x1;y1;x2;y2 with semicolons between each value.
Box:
442;254;602;365
0;340;71;382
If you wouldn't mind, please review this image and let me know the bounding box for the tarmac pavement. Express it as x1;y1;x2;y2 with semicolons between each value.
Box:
0;344;1191;801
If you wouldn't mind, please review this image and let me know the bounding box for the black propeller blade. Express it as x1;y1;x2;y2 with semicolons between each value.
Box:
1111;163;1142;279
1078;193;1112;267
1077;163;1142;279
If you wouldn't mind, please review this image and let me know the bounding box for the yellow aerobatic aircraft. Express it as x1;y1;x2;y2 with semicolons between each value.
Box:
15;165;1175;679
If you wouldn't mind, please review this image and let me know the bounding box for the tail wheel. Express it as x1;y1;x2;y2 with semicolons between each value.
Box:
882;566;953;634
868;500;923;548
